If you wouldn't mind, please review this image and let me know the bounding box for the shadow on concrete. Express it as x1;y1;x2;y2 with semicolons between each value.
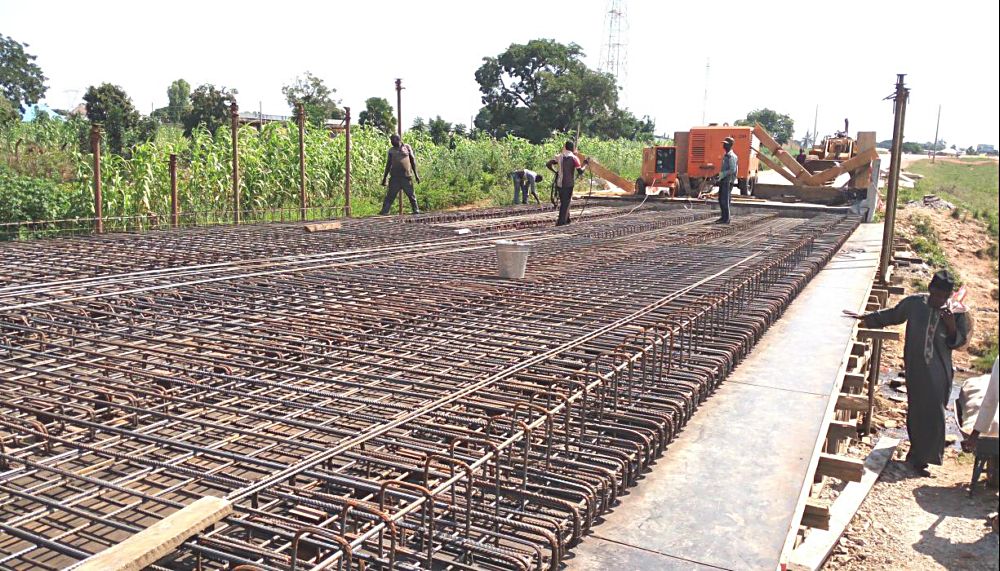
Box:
911;482;999;570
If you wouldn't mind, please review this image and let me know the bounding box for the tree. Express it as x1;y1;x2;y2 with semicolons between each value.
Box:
282;72;343;127
966;146;976;155
1;34;47;113
84;83;141;155
474;39;648;143
428;115;452;145
901;142;923;154
452;123;467;137
358;97;396;133
410;117;427;133
166;79;191;123
0;97;18;126
736;108;794;145
184;84;237;135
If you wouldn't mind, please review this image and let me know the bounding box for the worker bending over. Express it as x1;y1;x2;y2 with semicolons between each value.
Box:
850;271;970;476
546;141;588;226
380;134;421;215
716;136;737;224
510;169;543;205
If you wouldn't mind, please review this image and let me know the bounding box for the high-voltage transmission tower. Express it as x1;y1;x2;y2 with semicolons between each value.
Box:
598;0;629;86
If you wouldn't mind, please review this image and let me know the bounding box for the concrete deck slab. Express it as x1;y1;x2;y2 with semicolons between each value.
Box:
567;222;884;570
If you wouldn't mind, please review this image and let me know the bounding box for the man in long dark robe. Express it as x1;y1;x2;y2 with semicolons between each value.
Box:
859;271;969;475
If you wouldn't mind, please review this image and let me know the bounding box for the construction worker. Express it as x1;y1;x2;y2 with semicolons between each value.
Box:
849;271;970;477
546;141;588;226
510;169;543;205
962;357;998;453
716;136;737;224
796;148;807;165
379;134;421;215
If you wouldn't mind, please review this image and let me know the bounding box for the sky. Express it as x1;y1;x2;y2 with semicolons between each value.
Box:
3;0;999;148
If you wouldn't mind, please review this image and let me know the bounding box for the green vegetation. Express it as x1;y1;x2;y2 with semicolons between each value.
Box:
0;114;646;237
972;332;998;372
736;108;794;145
905;159;999;235
909;213;957;279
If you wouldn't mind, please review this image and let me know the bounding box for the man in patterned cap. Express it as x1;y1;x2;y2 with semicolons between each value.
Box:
852;270;970;476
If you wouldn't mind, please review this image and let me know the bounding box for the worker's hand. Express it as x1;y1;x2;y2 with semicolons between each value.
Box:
842;309;865;320
381;179;388;187
415;175;422;184
962;431;979;453
939;308;957;335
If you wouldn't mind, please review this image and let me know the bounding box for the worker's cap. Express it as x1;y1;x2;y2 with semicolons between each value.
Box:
722;136;735;146
929;270;955;292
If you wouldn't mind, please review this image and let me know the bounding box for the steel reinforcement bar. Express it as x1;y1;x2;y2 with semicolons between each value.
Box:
0;205;860;570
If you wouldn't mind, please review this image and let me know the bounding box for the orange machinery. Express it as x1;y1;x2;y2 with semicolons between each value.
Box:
685;125;759;195
634;146;679;196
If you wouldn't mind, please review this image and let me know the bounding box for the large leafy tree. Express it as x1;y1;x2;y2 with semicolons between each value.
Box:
184;84;237;135
166;79;192;123
282;72;344;127
428;116;452;145
84;83;141;155
1;34;47;114
358;97;396;133
474;39;649;143
736;108;794;145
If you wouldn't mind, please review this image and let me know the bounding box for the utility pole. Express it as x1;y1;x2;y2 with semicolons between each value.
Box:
812;104;819;148
879;74;909;281
931;104;941;164
230;101;241;225
297;102;307;220
90;124;103;234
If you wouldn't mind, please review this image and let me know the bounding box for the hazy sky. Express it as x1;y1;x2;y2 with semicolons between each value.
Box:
4;0;998;147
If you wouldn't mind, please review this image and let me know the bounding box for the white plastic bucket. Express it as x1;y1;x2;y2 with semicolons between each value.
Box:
496;241;530;279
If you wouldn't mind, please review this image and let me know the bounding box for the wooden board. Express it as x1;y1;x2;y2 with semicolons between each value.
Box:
857;328;900;341
76;496;233;571
827;420;858;442
576;152;635;193
789;438;900;571
752;184;848;206
836;393;869;412
817;453;864;482
304;221;342;233
802;499;832;530
803;148;879;186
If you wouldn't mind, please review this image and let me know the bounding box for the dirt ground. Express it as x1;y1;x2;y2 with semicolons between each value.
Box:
825;202;999;570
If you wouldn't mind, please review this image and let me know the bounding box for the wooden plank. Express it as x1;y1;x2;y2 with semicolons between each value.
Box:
827;420;858;442
836;393;868;412
842;373;866;392
801;499;831;530
753;123;811;179
755;149;801;185
304;221;342;233
576;152;634;193
888;285;905;295
849;132;877;188
857;328;900;341
789;438;900;571
817;453;864;482
752;184;848;206
802;147;879;186
76;496;232;571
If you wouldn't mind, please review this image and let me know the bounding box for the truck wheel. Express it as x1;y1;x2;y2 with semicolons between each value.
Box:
634;177;647;197
737;178;749;195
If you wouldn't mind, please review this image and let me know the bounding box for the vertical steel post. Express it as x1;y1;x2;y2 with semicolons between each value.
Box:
298;102;307;221
344;106;352;218
878;74;908;281
169;154;179;228
395;78;404;215
90;124;103;234
231;101;240;225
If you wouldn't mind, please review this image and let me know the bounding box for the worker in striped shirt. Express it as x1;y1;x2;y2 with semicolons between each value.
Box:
716;136;737;224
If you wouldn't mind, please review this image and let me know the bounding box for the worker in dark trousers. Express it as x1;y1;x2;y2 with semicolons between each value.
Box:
546;141;588;226
510;169;543;204
380;134;421;215
716;136;737;224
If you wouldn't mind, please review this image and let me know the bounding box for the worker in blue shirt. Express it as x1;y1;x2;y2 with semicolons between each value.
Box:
716;136;738;224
